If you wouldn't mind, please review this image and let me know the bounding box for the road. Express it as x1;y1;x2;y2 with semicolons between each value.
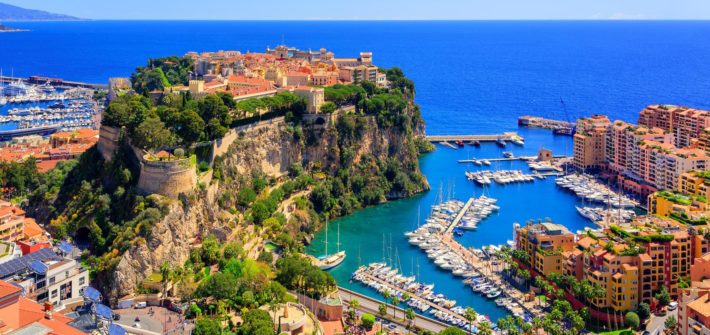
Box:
338;287;452;333
646;309;677;335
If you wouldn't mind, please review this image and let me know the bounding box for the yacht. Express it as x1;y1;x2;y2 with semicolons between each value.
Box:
314;221;346;270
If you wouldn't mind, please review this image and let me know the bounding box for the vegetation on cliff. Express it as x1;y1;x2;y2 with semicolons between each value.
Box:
130;56;194;95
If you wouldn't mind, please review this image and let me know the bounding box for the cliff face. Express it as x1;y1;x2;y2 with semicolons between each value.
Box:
110;106;428;299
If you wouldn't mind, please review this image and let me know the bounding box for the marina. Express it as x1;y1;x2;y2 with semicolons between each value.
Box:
465;170;540;186
0;77;99;134
404;198;542;321
307;127;601;323
556;174;639;208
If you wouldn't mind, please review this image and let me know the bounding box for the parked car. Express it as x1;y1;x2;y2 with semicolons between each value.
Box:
668;302;678;311
134;302;147;309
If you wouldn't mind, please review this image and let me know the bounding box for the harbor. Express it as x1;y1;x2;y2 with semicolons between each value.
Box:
306;127;605;323
0;75;100;135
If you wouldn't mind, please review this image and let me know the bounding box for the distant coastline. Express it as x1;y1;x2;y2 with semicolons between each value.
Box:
0;23;28;32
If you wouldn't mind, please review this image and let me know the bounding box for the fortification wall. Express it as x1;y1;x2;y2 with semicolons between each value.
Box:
136;156;197;198
97;125;121;161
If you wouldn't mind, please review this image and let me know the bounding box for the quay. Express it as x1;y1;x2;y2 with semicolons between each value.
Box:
351;268;471;326
436;234;542;319
0;75;107;90
458;155;571;163
518;115;574;130
0;125;59;141
426;132;520;143
444;197;476;234
338;287;450;333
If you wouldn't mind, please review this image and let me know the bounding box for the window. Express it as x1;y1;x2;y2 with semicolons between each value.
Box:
79;277;86;286
51;290;58;299
48;276;56;285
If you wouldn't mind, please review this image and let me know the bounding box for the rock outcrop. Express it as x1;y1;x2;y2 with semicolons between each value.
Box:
109;107;428;300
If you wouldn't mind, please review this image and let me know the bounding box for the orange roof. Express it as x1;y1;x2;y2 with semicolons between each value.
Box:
22;218;44;239
0;280;84;335
155;150;171;158
36;160;61;173
0;279;21;298
688;295;710;318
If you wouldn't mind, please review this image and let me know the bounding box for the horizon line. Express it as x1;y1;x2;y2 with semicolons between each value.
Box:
6;18;710;22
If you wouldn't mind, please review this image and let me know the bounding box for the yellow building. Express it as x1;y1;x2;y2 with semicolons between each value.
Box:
679;171;710;198
649;191;708;225
515;222;576;275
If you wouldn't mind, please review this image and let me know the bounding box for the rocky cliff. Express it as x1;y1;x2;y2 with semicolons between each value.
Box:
109;105;429;299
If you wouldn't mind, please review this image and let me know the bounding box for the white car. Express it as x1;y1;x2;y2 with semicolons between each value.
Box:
668;302;678;311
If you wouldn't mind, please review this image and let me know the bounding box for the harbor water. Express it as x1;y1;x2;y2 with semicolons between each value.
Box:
306;127;592;322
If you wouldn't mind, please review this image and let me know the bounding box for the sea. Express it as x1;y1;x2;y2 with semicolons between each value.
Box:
2;20;710;322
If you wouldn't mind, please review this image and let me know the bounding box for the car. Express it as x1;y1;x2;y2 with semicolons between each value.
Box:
134;302;147;309
668;302;678;311
387;324;397;330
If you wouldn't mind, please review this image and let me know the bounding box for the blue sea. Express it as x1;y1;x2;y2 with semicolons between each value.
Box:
3;20;710;322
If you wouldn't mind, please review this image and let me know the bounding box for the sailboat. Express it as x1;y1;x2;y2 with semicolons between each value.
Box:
316;220;346;270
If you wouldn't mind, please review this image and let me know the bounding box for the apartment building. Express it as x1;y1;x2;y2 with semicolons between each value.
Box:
573;115;611;171
638;105;710;149
679;171;710;198
0;247;89;308
515;222;576;275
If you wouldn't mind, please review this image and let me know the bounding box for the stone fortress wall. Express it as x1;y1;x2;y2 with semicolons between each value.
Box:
97;125;197;198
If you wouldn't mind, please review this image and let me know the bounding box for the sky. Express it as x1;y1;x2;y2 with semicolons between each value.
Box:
4;0;710;20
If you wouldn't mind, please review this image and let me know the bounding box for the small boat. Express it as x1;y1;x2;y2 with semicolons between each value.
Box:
469;140;481;147
482;160;491;166
496;138;506;147
512;138;524;146
486;290;502;299
455;140;465;147
503;151;514;158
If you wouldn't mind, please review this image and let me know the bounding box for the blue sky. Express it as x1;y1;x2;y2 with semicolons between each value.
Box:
5;0;709;20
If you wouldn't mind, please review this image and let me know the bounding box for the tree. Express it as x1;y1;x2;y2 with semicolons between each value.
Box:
361;313;375;330
378;303;387;318
656;286;671;307
478;321;493;335
177;109;206;143
194;317;222;335
637;302;651;320
438;326;466;335
405;308;415;329
320;101;337;113
132;117;176;151
624;311;640;329
237;188;257;207
391;296;400;320
464;307;477;335
665;315;678;335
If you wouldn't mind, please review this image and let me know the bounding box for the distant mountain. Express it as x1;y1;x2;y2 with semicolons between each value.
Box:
0;2;82;21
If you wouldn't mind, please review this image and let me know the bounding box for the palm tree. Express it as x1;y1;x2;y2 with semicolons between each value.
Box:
392;296;400;320
160;261;172;299
382;290;392;319
478;321;492;335
405;308;415;331
464;307;477;334
531;317;543;334
378;303;387;333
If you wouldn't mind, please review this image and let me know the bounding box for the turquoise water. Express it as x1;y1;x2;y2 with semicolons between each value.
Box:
306;128;591;322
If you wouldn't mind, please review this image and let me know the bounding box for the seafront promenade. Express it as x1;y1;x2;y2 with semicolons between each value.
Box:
338;287;451;333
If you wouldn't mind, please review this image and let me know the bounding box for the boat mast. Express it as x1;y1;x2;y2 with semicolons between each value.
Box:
336;222;341;253
324;219;328;256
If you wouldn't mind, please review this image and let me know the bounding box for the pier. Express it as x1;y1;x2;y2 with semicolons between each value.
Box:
0;75;107;90
457;155;571;163
426;132;520;143
518;116;573;130
444;197;475;234
0;126;60;141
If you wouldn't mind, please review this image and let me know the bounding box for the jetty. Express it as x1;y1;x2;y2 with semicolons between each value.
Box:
518;116;573;130
0;75;107;90
0;125;59;141
426;132;520;143
458;155;570;163
444;197;475;234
